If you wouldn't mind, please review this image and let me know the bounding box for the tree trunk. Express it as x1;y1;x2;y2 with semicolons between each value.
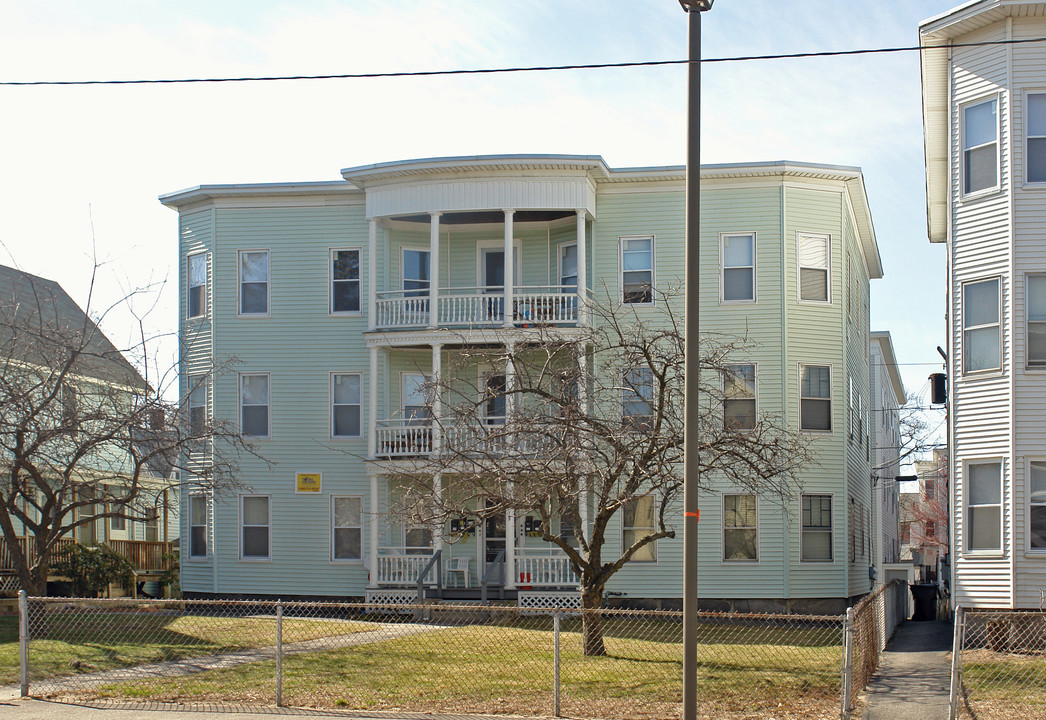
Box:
581;587;606;657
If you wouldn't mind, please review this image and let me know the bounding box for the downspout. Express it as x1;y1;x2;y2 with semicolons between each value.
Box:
1005;16;1017;607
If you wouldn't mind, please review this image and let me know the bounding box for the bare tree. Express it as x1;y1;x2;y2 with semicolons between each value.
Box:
382;288;814;655
0;263;259;596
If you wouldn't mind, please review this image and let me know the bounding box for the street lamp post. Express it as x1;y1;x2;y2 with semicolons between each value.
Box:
678;2;713;720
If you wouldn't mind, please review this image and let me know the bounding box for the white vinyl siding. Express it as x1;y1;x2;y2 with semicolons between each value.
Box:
963;97;999;195
723;364;756;430
966;461;1002;553
723;494;757;562
240;495;270;560
797;233;830;303
620;236;654;304
239;250;270;315
331;373;362;438
720;233;755;302
330;248;361;314
240;373;270;438
331;496;363;561
963;278;1001;373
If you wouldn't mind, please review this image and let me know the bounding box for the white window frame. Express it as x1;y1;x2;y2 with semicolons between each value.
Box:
330;495;364;562
621;367;655;430
1028;460;1046;553
331;372;363;439
188;493;208;559
622;494;658;563
330;247;362;315
238;249;270;317
1026;273;1046;368
962;277;1002;374
402;246;431;296
402;372;432;424
797;232;831;304
619;235;655;306
965;459;1003;555
188;374;207;436
239;373;271;439
722;493;758;563
1026;91;1046;185
801;493;834;563
719;232;756;303
558;241;579;291
723;363;756;431
962;95;1001;197
799;363;833;433
187;252;207;320
239;494;271;561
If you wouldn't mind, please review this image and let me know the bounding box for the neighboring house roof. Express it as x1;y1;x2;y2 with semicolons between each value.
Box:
0;264;147;390
920;0;1046;243
871;331;907;404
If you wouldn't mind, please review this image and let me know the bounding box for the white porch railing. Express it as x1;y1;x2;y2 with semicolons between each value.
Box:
374;286;579;331
376;549;437;586
516;551;579;587
375;420;432;458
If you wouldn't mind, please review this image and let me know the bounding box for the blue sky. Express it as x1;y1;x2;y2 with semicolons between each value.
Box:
0;0;955;421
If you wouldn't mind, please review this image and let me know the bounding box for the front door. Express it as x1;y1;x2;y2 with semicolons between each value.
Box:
484;502;506;585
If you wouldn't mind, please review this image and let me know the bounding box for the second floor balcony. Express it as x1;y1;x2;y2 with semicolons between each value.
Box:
374;285;581;331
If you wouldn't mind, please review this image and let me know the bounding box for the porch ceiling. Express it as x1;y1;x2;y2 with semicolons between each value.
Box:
394;210;576;224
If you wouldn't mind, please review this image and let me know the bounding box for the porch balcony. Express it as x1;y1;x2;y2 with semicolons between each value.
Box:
373;417;561;460
374;285;580;332
373;546;579;590
1;535;177;577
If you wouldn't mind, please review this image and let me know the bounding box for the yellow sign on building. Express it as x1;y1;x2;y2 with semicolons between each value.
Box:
296;473;322;493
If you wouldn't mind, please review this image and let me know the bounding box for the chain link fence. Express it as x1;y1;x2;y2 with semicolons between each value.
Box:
950;607;1046;719
843;578;908;717
13;592;852;719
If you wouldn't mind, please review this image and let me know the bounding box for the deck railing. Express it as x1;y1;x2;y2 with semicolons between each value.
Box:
1;536;172;574
376;549;438;586
375;420;433;458
374;286;579;330
516;552;579;587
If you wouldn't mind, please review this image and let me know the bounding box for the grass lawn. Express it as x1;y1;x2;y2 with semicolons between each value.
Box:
962;650;1046;713
84;620;842;718
1;609;375;687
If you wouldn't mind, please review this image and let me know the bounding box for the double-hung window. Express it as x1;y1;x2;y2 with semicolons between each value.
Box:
963;278;1001;373
801;494;833;561
967;462;1002;552
723;494;757;561
723;364;756;430
963;97;999;194
1030;461;1046;550
623;495;657;561
798;233;830;303
331;249;361;314
1028;93;1046;183
800;364;832;432
331;496;362;561
188;375;206;436
187;253;207;319
332;373;362;438
721;233;755;302
622;367;654;430
240;373;270;437
189;494;208;558
241;495;270;559
560;243;578;291
621;236;654;304
1028;274;1046;367
403;249;430;296
239;250;269;315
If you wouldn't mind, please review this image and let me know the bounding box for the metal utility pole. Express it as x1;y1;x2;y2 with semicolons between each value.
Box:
678;2;713;720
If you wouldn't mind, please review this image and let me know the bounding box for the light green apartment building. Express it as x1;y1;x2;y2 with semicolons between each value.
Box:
162;155;882;612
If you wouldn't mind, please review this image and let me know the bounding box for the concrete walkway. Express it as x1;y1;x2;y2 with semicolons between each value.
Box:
860;619;953;720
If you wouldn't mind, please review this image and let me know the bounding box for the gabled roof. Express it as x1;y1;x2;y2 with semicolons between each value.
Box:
920;1;1046;243
0;264;146;390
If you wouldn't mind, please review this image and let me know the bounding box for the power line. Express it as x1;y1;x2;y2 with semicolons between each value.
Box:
3;36;1046;87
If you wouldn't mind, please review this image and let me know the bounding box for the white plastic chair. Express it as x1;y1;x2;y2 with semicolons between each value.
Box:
448;556;471;588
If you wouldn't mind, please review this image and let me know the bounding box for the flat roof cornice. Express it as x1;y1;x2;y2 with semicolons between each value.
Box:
159;181;359;209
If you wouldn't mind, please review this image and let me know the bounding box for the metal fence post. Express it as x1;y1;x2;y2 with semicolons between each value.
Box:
276;600;284;707
553;609;561;718
841;607;854;720
948;605;964;720
18;590;28;697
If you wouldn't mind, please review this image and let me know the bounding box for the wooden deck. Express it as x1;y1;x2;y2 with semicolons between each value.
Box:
0;535;175;576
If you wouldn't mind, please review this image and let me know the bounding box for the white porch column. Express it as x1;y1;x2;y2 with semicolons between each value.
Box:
504;341;516;421
428;212;441;329
577;345;590;538
506;492;517;590
368;219;378;331
431;343;442;453
503;209;515;328
576;210;588;324
368;346;378;459
433;473;444;560
369;474;379;588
